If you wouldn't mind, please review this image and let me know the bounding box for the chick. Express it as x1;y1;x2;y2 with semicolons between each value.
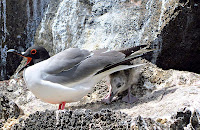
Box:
102;63;142;104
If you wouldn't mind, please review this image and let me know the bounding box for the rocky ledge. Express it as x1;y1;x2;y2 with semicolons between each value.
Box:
10;107;200;129
0;62;200;129
0;94;21;128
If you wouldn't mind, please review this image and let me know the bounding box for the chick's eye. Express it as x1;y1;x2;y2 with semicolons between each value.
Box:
31;49;37;55
116;83;122;88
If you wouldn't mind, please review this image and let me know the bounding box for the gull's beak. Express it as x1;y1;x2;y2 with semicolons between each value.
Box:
7;49;32;65
7;49;32;78
7;49;27;58
7;49;17;53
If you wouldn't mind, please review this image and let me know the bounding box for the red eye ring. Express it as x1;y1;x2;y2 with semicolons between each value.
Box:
31;49;37;55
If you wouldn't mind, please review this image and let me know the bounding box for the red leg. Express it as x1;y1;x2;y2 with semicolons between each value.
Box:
61;102;66;110
58;103;62;110
58;102;66;110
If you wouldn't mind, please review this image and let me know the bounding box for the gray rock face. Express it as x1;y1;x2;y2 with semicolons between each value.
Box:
34;0;200;74
12;109;132;129
1;0;51;80
131;108;200;129
35;0;179;55
156;0;200;73
0;94;21;128
11;107;200;129
170;107;200;129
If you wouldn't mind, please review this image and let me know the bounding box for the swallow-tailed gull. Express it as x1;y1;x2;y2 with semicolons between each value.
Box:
7;45;152;110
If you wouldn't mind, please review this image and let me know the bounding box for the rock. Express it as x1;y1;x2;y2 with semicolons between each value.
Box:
11;107;200;129
0;94;21;128
33;0;200;75
1;0;51;80
156;0;200;73
131;115;170;129
1;0;199;129
170;107;200;129
35;0;179;53
6;84;13;92
129;107;200;129
12;109;132;129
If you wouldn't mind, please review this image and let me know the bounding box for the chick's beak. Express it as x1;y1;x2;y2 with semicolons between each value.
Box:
109;91;118;102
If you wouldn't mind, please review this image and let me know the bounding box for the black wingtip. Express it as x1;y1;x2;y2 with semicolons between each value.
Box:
95;45;153;76
119;45;147;57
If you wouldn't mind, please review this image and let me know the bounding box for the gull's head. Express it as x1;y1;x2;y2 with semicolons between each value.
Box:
7;45;50;74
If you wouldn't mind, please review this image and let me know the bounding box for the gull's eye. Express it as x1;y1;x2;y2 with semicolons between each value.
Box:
31;49;37;55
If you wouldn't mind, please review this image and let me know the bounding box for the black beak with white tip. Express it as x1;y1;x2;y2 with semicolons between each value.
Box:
7;49;24;57
7;49;32;76
7;49;17;53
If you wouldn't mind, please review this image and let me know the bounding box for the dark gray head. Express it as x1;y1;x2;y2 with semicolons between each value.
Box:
7;45;50;74
8;45;50;66
21;45;50;65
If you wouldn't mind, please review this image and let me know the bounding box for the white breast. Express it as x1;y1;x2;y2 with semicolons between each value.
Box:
23;61;97;104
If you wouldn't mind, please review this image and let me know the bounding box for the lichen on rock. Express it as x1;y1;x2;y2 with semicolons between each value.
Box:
0;94;21;128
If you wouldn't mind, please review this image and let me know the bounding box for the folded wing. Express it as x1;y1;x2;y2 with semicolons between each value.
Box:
43;49;126;84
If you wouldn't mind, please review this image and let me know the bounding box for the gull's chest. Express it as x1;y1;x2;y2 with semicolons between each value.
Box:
23;62;45;89
23;64;96;104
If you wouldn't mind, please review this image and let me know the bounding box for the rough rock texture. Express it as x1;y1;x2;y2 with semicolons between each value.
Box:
10;107;200;129
170;107;200;129
12;109;133;129
156;0;200;73
0;94;21;128
0;0;50;80
131;108;200;129
35;0;179;55
34;0;200;73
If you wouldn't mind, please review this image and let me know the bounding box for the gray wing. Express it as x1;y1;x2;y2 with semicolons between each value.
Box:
44;49;126;84
44;48;90;74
